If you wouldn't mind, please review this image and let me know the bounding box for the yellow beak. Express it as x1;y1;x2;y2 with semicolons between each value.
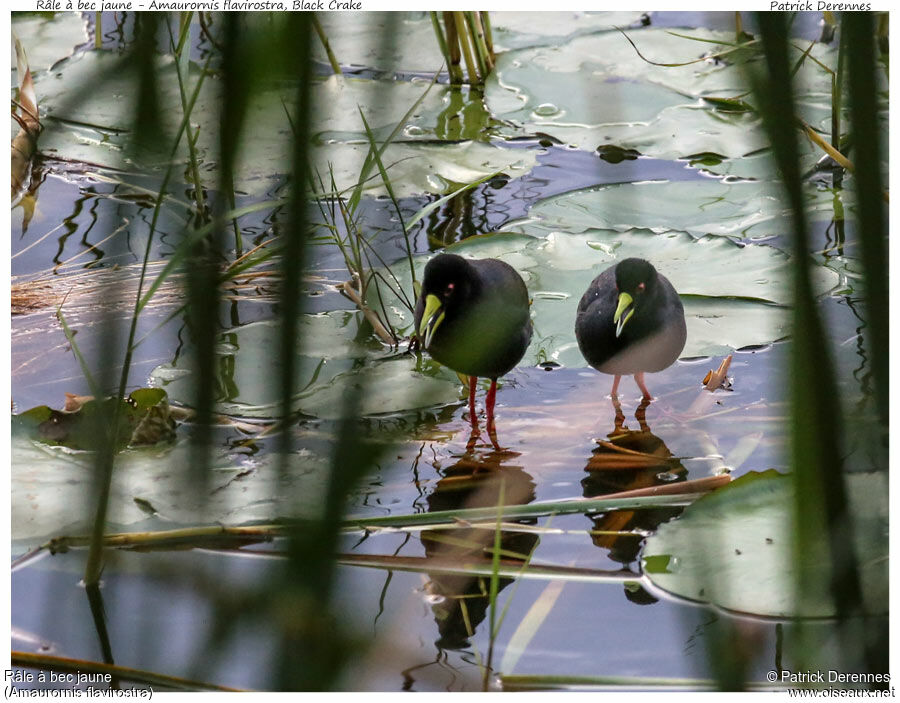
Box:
418;293;445;349
613;292;634;338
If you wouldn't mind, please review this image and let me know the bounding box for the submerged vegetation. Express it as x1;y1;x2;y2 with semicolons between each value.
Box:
10;10;888;692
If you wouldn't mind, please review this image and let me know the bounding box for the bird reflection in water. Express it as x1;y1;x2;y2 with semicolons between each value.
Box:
421;444;538;650
582;397;687;604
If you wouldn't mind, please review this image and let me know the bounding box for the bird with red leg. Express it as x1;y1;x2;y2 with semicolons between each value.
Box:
414;253;533;449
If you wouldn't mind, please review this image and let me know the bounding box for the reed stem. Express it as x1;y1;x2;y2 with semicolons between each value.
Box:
453;12;480;84
312;14;342;75
442;11;464;84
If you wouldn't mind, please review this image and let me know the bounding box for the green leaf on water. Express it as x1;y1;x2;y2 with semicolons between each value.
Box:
641;470;888;618
11;434;332;546
11;12;89;76
485;27;844;178
13;389;176;451
641;554;672;574
32;52;536;198
149;312;462;420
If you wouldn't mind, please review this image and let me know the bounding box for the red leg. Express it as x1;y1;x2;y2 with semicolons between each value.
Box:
485;379;501;450
468;375;479;427
610;374;622;398
485;379;498;426
635;372;653;401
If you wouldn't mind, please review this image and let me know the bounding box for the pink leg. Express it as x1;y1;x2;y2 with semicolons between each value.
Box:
610;375;622;398
635;372;653;401
468;375;479;427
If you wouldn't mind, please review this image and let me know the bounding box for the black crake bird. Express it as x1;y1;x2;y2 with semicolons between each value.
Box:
575;257;686;400
414;253;533;437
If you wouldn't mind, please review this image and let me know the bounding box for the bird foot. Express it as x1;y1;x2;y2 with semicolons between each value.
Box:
465;426;481;452
486;420;504;452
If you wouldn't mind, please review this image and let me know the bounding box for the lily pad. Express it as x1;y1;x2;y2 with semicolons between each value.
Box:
149;311;461;419
31;53;535;197
313;12;445;74
11;433;332;546
490;12;646;51
13;388;176;450
641;470;888;618
511;180;848;243
314;139;536;198
368;227;840;367
311;12;646;72
484;27;844;178
11;12;89;76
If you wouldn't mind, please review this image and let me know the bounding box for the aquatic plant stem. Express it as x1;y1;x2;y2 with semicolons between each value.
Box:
843;12;889;427
453;12;480;85
801;122;855;172
482;479;506;690
12;475;730;571
429;12;453;79
481;12;494;60
441;12;464;84
312;14;342;75
82;41;213;590
464;12;488;78
340;278;395;344
357;108;416;294
170;14;208;219
832;23;845;188
753;11;876;679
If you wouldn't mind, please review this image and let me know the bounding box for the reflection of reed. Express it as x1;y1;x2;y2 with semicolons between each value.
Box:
421;442;537;649
582;397;686;569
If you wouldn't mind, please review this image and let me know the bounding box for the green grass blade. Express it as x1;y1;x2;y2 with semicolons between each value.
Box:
137;199;287;313
333;553;634;584
54;303;101;397
344;492;706;530
347;71;440;213
357;107;416;289
312;14;342;75
499;579;566;674
405;169;505;231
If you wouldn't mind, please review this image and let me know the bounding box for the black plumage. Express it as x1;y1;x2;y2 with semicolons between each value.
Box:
414;253;533;433
575;258;686;399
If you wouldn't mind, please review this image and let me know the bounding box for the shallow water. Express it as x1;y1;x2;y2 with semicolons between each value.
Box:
11;10;885;692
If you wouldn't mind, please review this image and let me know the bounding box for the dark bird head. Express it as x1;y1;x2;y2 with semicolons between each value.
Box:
613;258;659;337
417;253;476;349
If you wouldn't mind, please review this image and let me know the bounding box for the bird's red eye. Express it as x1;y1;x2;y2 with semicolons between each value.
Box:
637;282;645;291
445;283;455;294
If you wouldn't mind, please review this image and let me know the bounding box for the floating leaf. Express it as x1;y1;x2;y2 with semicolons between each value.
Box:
485;27;844;178
149;312;461;419
314;139;536;198
32;53;536;197
10;434;331;546
310;12;646;71
11;12;89;76
490;12;646;51
641;470;888;618
13;388;176;450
